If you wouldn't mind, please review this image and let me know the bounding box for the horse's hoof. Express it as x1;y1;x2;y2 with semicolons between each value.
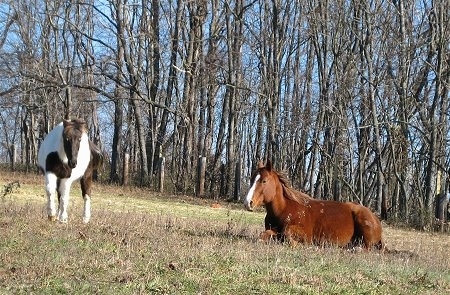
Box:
82;217;90;224
58;218;68;224
48;215;57;221
288;240;299;248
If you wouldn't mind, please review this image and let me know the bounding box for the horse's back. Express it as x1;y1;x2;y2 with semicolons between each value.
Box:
38;123;64;171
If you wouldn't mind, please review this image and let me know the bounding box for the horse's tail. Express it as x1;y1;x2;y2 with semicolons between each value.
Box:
89;140;104;170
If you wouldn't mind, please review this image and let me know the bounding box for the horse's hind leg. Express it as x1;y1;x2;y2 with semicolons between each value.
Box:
352;206;383;250
45;173;58;221
80;173;92;224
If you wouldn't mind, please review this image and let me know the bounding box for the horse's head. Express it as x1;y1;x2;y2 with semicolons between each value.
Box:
62;119;87;168
244;160;279;211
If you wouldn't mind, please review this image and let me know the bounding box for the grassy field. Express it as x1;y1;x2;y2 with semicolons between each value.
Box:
0;170;449;294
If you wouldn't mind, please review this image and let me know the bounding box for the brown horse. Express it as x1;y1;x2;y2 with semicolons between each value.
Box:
244;160;384;250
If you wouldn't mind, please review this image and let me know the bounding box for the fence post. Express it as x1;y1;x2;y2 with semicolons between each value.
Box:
196;156;206;197
234;159;241;201
159;156;165;193
122;153;129;186
10;144;16;171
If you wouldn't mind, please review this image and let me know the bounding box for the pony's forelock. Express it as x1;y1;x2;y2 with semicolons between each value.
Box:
64;119;88;133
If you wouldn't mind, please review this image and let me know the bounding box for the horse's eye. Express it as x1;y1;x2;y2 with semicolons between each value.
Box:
261;179;267;184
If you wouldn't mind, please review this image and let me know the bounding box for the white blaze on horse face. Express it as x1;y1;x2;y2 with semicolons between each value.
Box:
245;174;260;211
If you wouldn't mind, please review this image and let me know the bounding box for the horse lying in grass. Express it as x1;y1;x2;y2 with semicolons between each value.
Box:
244;160;384;250
38;119;103;223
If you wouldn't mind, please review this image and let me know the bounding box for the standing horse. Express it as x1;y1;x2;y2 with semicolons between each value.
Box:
244;160;384;250
38;119;103;223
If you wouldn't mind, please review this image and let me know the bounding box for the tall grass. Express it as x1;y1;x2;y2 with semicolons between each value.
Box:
0;171;449;294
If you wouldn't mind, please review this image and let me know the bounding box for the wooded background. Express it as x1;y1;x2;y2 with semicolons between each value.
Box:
0;0;449;229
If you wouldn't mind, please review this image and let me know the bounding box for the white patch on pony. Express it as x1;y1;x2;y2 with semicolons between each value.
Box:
45;173;58;218
38;122;65;169
83;194;91;224
57;178;73;223
70;133;90;180
244;174;260;211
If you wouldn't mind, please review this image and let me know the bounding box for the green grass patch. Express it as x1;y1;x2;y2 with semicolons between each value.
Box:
1;171;449;294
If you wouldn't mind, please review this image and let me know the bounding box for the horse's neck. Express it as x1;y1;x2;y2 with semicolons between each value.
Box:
266;184;288;217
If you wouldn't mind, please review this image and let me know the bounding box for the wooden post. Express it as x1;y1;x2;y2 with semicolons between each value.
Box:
10;144;16;171
233;159;241;201
159;156;165;193
437;169;442;194
435;169;449;232
196;156;206;197
122;153;129;186
220;162;226;197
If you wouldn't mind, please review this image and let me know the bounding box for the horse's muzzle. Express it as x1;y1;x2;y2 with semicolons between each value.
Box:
68;160;77;168
244;201;254;212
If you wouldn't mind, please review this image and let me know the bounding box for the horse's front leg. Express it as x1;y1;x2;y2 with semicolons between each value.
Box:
80;174;92;224
45;173;58;221
259;229;279;242
57;178;73;223
284;225;311;247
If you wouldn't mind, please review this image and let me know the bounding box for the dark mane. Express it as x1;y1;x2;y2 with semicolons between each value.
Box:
275;170;313;204
89;140;104;170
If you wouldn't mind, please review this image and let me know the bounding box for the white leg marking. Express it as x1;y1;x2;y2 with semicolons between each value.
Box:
244;174;260;210
57;179;72;223
45;173;58;219
83;194;91;224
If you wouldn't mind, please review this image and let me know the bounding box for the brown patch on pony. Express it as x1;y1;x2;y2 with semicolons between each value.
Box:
45;152;72;178
62;119;88;169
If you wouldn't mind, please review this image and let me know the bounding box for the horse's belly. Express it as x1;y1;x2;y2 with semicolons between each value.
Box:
313;216;355;245
313;226;354;246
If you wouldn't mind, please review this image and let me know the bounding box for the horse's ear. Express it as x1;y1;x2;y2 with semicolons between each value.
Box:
266;159;272;171
257;160;265;169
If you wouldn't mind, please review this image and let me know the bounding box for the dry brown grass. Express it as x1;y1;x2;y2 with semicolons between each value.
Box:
1;170;449;294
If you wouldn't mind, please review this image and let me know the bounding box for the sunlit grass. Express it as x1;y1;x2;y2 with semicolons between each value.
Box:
1;170;449;294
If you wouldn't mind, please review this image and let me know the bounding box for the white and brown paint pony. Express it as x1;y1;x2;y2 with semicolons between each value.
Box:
38;119;102;223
